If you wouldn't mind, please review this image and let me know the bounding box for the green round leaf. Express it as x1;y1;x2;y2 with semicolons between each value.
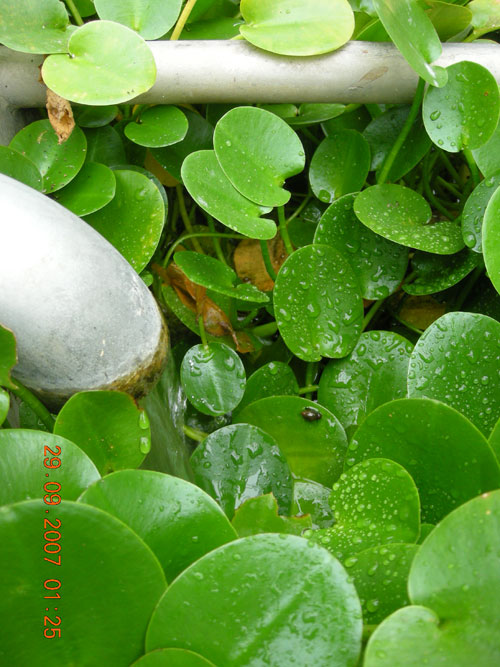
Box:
181;150;276;240
133;649;216;667
190;423;293;518
236;395;348;487
52;161;116;215
10;119;86;194
236;361;298;415
345;543;419;624
292;479;335;529
231;493;312;537
403;248;482;296
372;0;447;87
0;388;9;426
125;105;188;148
174;251;269;303
469;0;500;37
214;107;305;207
407;312;500;436
365;491;500;666
472;118;500;178
462;173;500;253
79;469;236;580
0;429;100;504
423;61;500;153
146;534;362;665
42;21;156;105
354;184;464;254
74;104;119;128
0;324;17;390
239;0;355;57
308;458;420;561
180;343;246;416
318;331;413;434
347;398;500;524
0;0;75;54
0;500;165;666
54;391;151;474
274;244;364;362
309;131;370;204
84;169;165;272
315;193;409;299
85;125;126;166
262;103;345;128
94;0;183;39
483;185;500;296
0;146;42;191
426;1;472;42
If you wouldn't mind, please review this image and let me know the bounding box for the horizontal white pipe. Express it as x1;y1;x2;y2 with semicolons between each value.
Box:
1;41;499;107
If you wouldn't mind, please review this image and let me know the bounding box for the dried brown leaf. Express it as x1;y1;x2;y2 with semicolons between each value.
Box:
233;236;288;291
46;88;75;144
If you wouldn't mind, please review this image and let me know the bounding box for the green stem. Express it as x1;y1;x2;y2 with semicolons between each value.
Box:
176;185;205;254
377;78;425;185
301;128;320;145
297;385;319;395
183;424;208;442
260;240;277;281
163;232;245;267
278;205;294;256
391;311;424;336
170;0;198;40
250;321;278;337
286;194;312;224
423;178;454;220
362;298;386;331
304;362;318;400
463;149;480;188
206;214;227;265
64;0;84;25
238;309;259;329
9;382;55;432
198;314;208;348
438;150;462;185
435;176;463;200
453;265;484;310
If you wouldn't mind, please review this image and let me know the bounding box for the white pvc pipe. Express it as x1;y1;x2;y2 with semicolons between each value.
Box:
1;41;499;107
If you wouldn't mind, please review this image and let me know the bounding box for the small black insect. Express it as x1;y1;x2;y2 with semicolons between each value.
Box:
301;407;322;422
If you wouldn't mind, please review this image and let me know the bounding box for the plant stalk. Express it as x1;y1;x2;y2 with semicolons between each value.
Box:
64;0;84;26
9;382;55;432
171;0;198;40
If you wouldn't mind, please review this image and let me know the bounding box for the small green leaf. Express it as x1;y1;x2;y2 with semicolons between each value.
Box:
52;162;116;216
42;21;156;105
308;458;420;560
274;244;364;362
180;343;246;416
261;103;345;128
146;534;362;665
318;331;413;434
85;125;126;166
0;324;17;390
94;0;183;39
372;0;447;87
292;479;335;529
463;174;500;253
54;391;151;474
315;193;409;299
347;398;500;524
133;650;216;667
84;169;165;272
423;61;500;153
0;146;42;191
74;104;118;128
469;0;500;38
190;423;293;517
403;248;482;296
235;361;298;415
181;150;276;240
125;106;188;148
0;430;100;505
0;0;75;54
0;389;9;426
231;493;312;537
483;185;500;296
240;0;355;56
407;312;500;436
426;0;472;41
79;469;236;580
236;396;348;487
472;119;500;179
354;184;464;254
214;107;305;207
10;119;86;194
309;131;371;204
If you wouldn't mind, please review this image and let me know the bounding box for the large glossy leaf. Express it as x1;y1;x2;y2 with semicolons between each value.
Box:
354;184;464;254
463;172;500;255
0;0;75;54
472;118;500;178
190;424;293;517
346;543;419;624
231;493;312;537
483;185;500;296
42;21;156;105
236;396;348;487
423;61;500;153
489;415;500;460
0;430;100;505
403;248;482;295
133;650;216;666
10;119;86;194
274;244;364;361
79;469;236;580
0;324;17;390
0;500;165;666
125;105;188;148
365;491;500;666
347;398;500;524
236;361;298;414
214;107;305;207
84;169;165;272
372;0;447;87
239;0;355;56
181;150;276;240
407;312;500;436
309;131;370;204
52;162;116;216
94;0;183;39
0;146;42;191
54;391;151;474
146;534;362;665
307;458;420;560
315;193;408;300
318;331;413;434
292;479;335;529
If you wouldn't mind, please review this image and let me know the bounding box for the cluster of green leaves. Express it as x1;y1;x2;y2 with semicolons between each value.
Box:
2;0;500;665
